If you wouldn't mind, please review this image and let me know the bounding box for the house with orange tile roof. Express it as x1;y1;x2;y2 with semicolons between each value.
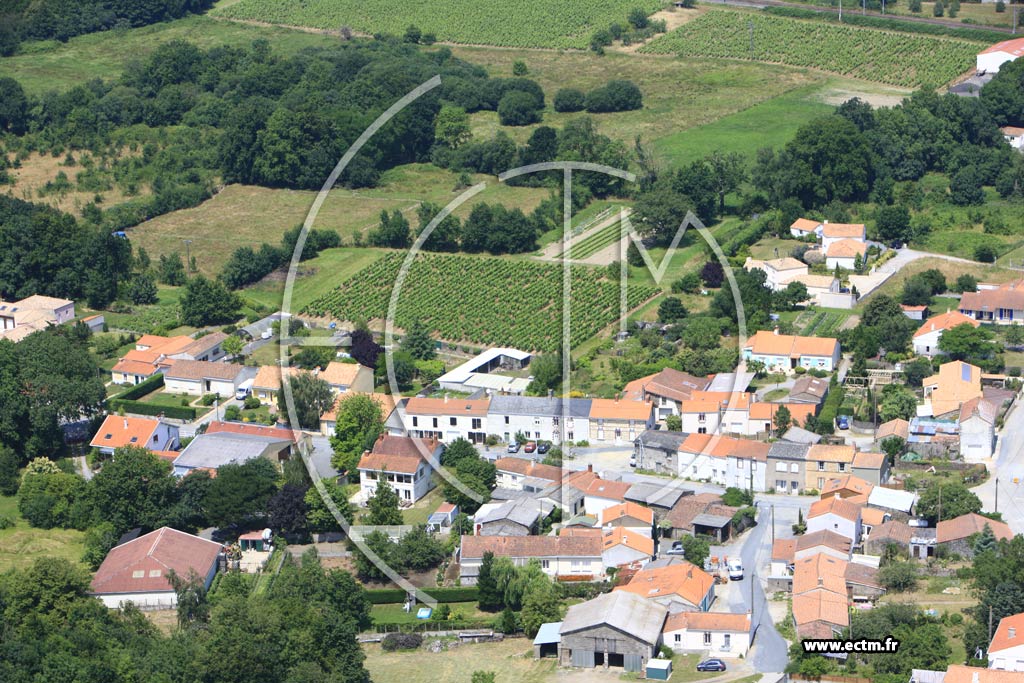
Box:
588;398;654;444
988;613;1024;671
852;451;890;485
742;329;841;373
111;332;229;386
820;222;866;249
319;392;399;437
805;444;857;492
947;666;1024;683
978;37;1024;73
0;295;75;343
790;217;824;239
914;311;981;357
599;501;654;536
584;478;633;515
959;279;1024;325
960;396;999;461
601;527;655;567
494;457;563;492
1003;126;1024;151
677;391;751;435
458;534;604;583
90;414;180;456
820;474;874;500
164;360;249;397
793;587;849;640
676;433;770;491
315;361;374;393
825;238;868;271
747;402;818;437
663;610;753;657
252;365;289;406
615;562;716;613
743;256;808;290
937;513;1013;558
807;494;863;543
403;395;490;444
622;368;712;420
924;360;984;417
356;434;441;504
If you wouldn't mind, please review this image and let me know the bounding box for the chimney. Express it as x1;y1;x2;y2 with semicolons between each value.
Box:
588;464;593;473
548;389;553;398
124;418;129;429
973;673;980;683
1011;627;1017;639
773;328;780;335
818;577;823;586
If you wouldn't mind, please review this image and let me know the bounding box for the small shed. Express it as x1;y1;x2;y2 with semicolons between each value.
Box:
646;658;673;681
534;621;562;658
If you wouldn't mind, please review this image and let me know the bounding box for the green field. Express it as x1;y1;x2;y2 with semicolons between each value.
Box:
215;0;662;48
0;15;339;95
563;217;626;260
641;10;980;88
0;495;86;573
303;252;659;351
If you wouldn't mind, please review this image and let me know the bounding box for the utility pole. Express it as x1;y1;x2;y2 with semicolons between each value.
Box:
184;239;193;273
771;504;775;547
996;477;999;513
938;484;943;524
839;0;843;22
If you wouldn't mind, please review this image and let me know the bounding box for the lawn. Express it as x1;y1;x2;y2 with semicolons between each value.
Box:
371;601;492;625
139;390;196;408
749;237;808;261
861;257;1019;306
401;485;447;527
0;15;340;95
0;495;87;573
363;639;555;683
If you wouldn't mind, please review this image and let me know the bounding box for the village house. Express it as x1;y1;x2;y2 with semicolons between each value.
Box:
615;562;716;613
960;396;999;461
792;585;849;640
794;529;853;563
852;451;890;485
805;444;857;491
589;398;655;444
977;37;1024;74
493;457;562;492
902;304;929;321
90;415;180;457
599;502;655;537
556;590;668;672
404;396;490;444
601;527;656;567
767;441;810;495
821;474;873;500
864;520;916;557
788;375;830;405
743;256;808;290
319;392;399;437
820;222;867;250
747;402;817;437
663;493;739;542
458;534;604;583
742;329;841;373
913;311;981;357
171;428;293;477
632;430;689;475
622;368;712;421
488;395;592;444
357;435;440;504
473;499;551;536
825;239;868;271
959;279;1024;324
989;613;1024;671
436;347;532;395
675;433;770;491
163;360;249;397
0;294;75;342
790;217;824;239
111;332;229;385
662;611;753;658
252;365;288;406
1003;126;1024;151
584;478;633;515
89;527;223;609
316;361;374;393
924;360;984;417
807;495;863;543
937;513;1013;558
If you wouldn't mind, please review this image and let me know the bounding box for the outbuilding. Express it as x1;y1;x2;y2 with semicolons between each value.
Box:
558;590;668;672
646;658;673;680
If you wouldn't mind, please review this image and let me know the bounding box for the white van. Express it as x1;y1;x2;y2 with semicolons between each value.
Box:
727;558;744;581
235;378;255;401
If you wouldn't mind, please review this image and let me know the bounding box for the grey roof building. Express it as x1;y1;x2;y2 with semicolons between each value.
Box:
625;481;692;510
488;395;592;417
172;432;292;476
767;441;810;495
475;499;552;536
633;430;690;475
558;591;668;671
782;426;822;445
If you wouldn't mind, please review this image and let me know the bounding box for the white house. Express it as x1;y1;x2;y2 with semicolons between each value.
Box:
614;562;716;613
89;415;179;456
743;256;808;290
663;611;753;657
589;399;655;445
960;397;998;461
163;360;249;397
89;527;222;609
599;502;655;537
316;361;374;394
977;37;1024;74
989;612;1024;671
583;478;632;516
913;311;980;356
960;279;1024;325
404;396;490;444
807;494;862;544
601;527;655;567
742;330;841;373
790;218;824;239
622;368;712;421
356;435;440;504
0;294;75;342
1003;126;1024;152
458;534;604;583
825;239;867;271
488;396;592;444
821;223;866;250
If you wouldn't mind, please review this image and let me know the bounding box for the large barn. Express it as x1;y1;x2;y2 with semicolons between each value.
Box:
557;591;668;672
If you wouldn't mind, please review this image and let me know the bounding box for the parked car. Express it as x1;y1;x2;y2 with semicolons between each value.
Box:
629;454;637;467
507;442;521;453
666;541;685;557
524;441;537;453
537;442;550;455
697;659;727;672
727;558;744;581
836;415;850;430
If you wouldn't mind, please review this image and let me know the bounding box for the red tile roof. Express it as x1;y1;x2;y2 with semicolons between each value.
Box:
937;513;1012;544
914;311;980;338
205;421;297;441
599;501;654;526
663;611;751;633
990;613;1024;654
584;478;632;502
808;495;862;522
460;534;602;559
90;527;222;596
615;562;714;607
90;415;162;451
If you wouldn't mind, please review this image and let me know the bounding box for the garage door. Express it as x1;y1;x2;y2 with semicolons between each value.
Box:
571;649;595;668
624;654;644;672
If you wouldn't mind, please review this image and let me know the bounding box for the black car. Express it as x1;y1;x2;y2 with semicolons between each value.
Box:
537;442;550;454
696;659;727;672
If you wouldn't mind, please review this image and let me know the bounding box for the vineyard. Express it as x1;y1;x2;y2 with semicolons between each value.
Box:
639;10;979;88
797;309;848;336
561;214;629;260
215;0;660;49
302;253;659;351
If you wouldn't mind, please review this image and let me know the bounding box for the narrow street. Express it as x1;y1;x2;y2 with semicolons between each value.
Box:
974;399;1024;534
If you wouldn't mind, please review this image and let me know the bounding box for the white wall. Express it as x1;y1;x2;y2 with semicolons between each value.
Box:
584;495;623;516
913;330;942;356
989;644;1024;671
978;51;1016;74
665;627;751;657
726;457;766;492
165;376;239;397
359;464;434;503
826;256;857;271
960;416;994;461
807;513;861;543
602;545;651;568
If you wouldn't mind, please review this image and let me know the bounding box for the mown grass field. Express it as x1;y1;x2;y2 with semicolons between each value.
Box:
0;494;86;573
214;0;662;49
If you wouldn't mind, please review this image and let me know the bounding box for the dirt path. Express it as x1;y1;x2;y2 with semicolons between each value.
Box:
536;208;629;263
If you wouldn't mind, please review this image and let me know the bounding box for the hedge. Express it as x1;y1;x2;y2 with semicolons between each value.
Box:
762;6;1006;43
109;373;165;402
365;586;479;604
108;399;197;421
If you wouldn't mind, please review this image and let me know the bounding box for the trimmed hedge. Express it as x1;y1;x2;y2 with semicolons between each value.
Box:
109;373;165;401
366;586;479;604
108;399;197;421
762;6;1004;43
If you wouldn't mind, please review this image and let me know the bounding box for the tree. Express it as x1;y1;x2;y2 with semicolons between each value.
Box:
628;7;649;28
167;568;211;629
879;386;918;422
706;151;747;212
331;394;385;476
180;276;242;327
975;244;998;263
876;205;912;243
933;0;944;16
497;91;542;126
666;415;682;431
221;334;244;360
396;525;446;570
774;405;792;436
553;88;586;113
700;261;724;288
403;24;421;43
585;80;643;113
400;319;435;360
939;324;1001;364
901;277;933;306
90;445;177;533
880;436;906;463
18;470;88;529
443;470;491;514
526;353;562;396
520;577;563;637
418;201;462;252
951;166;985;206
369;210;411;249
909;0;922;11
268;483;310;541
997;0;1006;11
473;673;497;683
680;316;720;350
350;328;382;369
366;478;403;526
917;481;981;524
0;78;27;134
974;523;998;556
477;551;503;611
955;274;978;294
631;184;695;242
435;105;471;149
205;458;278;528
878;561;919;592
681;536;710;567
305;479;355;532
158;252;187;285
0;444;19;495
722;487;754;507
128;272;159;305
81;521;119;570
352;529;396;581
658;297;688;323
279;372;333;430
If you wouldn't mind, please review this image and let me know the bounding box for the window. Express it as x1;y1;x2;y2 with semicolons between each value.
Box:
818;477;824;488
838;463;847;472
790;463;799;473
567;431;574;440
775;462;787;472
737;460;744;470
412;417;418;427
818;461;825;471
472;418;481;429
504;416;510;424
432;418;438;428
541;559;550;570
703;632;712;645
698;413;706;422
674;634;681;644
724;634;731;649
698;427;707;434
535;432;540;439
450;417;457;426
776;479;786;490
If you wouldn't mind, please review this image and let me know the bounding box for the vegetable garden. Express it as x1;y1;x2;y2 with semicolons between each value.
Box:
303;252;658;351
639;10;980;88
215;0;661;49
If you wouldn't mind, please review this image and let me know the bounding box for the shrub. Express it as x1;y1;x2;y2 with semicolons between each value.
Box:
975;244;997;263
200;393;219;406
382;633;423;651
497;90;542;126
244;395;261;410
224;405;241;421
996;0;1006;11
628;7;649;28
553;88;586;113
0;515;13;529
584;80;643;113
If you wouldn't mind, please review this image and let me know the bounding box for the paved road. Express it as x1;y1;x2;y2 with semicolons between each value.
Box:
974;399;1024;534
177;396;243;438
